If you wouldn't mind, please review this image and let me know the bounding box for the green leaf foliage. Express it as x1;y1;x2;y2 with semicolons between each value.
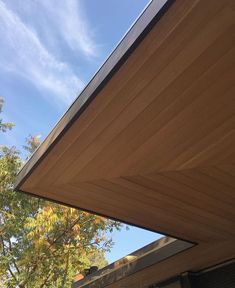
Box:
0;97;14;133
0;99;121;287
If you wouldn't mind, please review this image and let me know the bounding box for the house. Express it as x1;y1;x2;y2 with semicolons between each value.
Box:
16;0;235;287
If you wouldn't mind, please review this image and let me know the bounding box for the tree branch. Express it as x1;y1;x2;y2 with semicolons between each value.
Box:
6;236;20;274
61;251;70;288
0;235;19;286
40;269;53;288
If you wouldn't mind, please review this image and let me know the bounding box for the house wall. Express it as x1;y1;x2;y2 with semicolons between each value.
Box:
183;260;235;288
149;260;235;288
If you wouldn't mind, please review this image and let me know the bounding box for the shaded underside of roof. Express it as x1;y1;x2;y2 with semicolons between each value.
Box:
16;0;235;286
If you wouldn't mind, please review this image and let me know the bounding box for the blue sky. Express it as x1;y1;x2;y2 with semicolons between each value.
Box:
0;0;162;263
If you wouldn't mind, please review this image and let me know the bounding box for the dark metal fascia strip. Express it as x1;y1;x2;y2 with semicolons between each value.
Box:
15;0;175;190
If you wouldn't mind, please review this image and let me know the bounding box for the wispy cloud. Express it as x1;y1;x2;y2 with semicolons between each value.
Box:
0;0;97;107
40;0;98;58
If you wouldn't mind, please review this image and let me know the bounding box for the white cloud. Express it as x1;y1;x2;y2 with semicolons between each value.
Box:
0;1;96;107
40;0;97;57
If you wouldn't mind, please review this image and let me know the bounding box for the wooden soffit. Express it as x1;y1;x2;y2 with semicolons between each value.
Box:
16;0;235;276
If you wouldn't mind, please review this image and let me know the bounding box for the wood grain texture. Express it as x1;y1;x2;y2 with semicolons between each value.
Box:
17;0;235;284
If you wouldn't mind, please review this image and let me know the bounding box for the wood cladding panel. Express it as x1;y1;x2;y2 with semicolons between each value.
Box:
21;0;235;187
18;0;235;279
18;0;201;188
23;164;235;243
71;64;235;181
80;42;235;180
58;5;235;183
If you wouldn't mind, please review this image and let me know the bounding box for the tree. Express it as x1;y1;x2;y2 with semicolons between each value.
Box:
87;250;108;269
0;99;121;287
23;135;41;156
0;97;14;133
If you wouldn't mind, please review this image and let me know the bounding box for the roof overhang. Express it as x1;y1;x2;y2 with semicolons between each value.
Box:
72;237;193;288
16;0;235;284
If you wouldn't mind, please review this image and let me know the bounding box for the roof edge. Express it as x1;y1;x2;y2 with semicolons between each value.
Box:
15;0;174;190
72;237;193;288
